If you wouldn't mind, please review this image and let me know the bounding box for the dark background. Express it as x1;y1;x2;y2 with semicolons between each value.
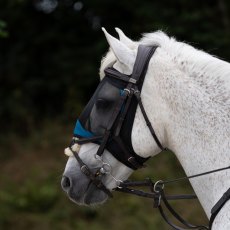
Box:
0;0;229;229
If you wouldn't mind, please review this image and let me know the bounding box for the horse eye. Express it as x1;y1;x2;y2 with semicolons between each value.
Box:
95;98;110;109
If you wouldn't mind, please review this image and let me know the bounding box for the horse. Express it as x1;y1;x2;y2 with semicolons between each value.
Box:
61;28;230;229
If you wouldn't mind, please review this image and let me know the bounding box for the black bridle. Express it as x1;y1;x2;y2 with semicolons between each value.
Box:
68;44;230;229
69;45;160;196
69;44;159;196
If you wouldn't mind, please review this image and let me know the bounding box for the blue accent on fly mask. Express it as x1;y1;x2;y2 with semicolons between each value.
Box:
119;89;125;111
120;89;124;96
74;120;94;137
74;90;124;138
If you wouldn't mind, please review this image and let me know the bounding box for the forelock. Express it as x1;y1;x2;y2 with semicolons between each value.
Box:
99;49;116;79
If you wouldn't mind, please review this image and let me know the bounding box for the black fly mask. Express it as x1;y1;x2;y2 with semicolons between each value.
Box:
69;45;165;197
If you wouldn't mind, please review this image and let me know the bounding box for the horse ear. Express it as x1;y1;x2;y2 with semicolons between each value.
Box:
102;27;135;73
115;27;136;49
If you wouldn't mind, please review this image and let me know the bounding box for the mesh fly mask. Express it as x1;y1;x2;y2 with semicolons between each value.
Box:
68;45;166;197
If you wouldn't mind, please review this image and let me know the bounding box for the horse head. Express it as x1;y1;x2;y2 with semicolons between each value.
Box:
61;28;166;205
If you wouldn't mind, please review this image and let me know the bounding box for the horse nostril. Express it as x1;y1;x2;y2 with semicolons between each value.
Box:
61;175;72;192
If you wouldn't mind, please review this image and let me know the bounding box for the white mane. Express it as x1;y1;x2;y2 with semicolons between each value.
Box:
141;31;230;106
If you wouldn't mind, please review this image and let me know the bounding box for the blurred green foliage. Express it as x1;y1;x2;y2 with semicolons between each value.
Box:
0;0;229;229
0;19;9;38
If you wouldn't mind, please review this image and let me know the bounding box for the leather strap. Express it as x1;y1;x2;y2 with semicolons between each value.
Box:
95;89;129;157
209;187;230;229
159;190;208;229
74;135;103;145
69;146;113;198
113;136;144;169
115;179;207;229
105;67;132;83
114;84;134;137
134;88;166;151
131;45;158;83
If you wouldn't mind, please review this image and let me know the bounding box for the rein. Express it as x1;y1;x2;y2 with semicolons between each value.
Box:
116;165;230;230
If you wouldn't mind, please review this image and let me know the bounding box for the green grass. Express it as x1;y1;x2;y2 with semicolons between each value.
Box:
0;121;208;230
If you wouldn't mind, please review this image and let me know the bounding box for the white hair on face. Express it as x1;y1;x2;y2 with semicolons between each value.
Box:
99;49;116;79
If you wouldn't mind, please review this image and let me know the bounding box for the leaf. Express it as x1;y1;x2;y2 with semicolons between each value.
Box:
0;19;9;38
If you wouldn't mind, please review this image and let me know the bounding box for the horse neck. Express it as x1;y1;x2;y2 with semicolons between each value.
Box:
146;44;230;218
